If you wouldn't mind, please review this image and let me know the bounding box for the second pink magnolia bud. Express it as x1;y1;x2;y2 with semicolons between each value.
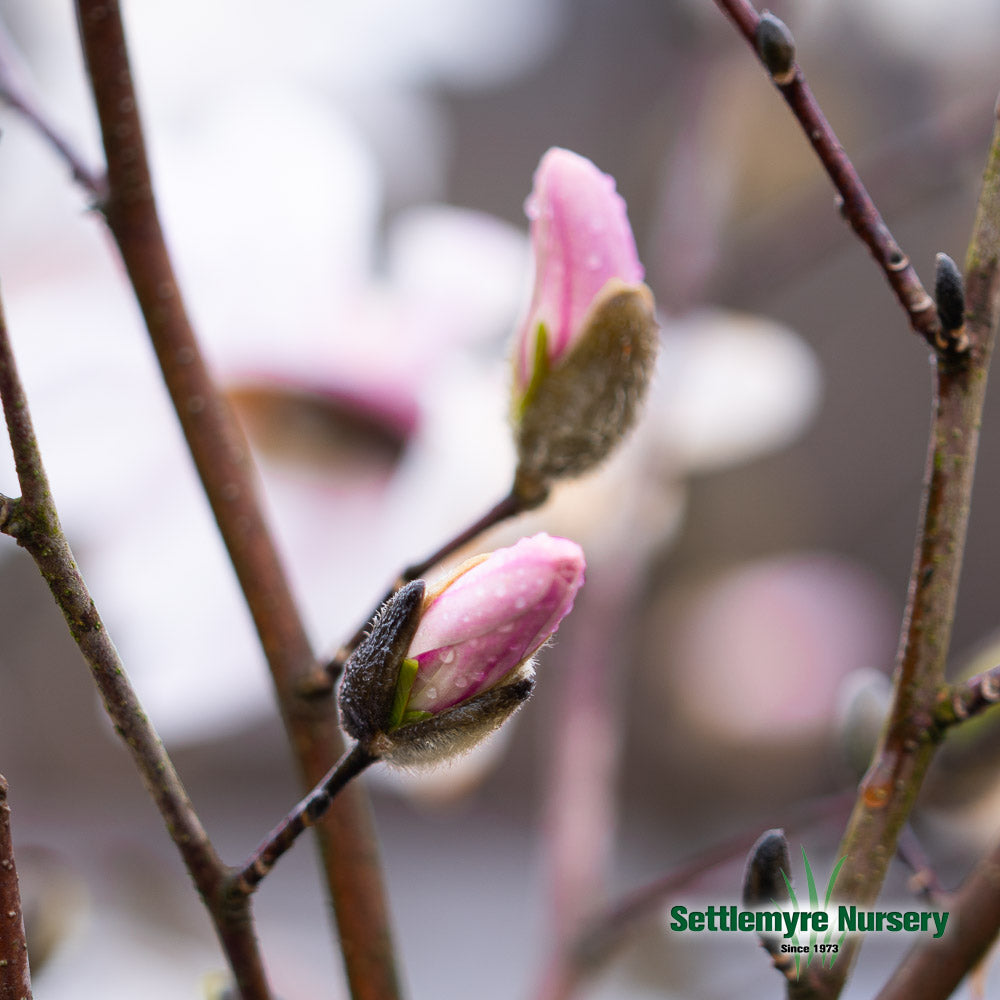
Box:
511;148;659;501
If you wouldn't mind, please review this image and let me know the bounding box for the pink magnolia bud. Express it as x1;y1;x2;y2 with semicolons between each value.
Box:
510;149;658;499
338;534;585;767
404;533;586;715
514;147;645;395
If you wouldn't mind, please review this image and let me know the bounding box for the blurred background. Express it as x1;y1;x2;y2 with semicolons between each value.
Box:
2;0;1000;997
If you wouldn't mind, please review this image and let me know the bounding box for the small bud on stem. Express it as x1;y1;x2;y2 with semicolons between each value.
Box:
755;12;797;86
933;252;969;354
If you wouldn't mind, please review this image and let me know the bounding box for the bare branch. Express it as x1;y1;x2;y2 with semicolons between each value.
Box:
712;0;944;351
817;106;1000;996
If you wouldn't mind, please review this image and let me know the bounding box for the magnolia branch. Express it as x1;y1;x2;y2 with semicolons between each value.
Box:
712;0;944;350
816;109;1000;998
233;743;377;895
0;297;270;999
0;776;31;1000
712;3;1000;996
72;3;401;997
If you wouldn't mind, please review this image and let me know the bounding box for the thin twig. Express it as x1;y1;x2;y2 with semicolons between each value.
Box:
548;792;854;997
71;4;401;998
0;16;105;199
233;743;377;895
0;297;270;1000
327;488;531;674
896;825;946;907
712;0;943;350
815;108;1000;998
0;775;31;1000
934;662;1000;730
875;833;1000;1000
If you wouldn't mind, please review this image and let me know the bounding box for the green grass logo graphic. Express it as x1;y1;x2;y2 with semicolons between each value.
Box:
780;848;847;978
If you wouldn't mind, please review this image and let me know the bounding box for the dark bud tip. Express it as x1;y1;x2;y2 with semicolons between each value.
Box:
742;828;791;908
934;252;967;345
338;580;427;743
755;12;796;85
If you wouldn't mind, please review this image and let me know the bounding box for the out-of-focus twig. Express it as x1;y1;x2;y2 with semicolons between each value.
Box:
875;832;1000;1000
0;16;105;199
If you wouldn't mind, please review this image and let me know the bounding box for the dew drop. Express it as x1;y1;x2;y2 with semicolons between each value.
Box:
440;649;455;664
586;252;603;270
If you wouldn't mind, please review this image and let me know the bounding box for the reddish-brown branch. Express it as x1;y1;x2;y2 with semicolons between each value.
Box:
712;0;943;349
0;776;31;1000
875;834;1000;999
72;3;401;997
329;488;531;674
